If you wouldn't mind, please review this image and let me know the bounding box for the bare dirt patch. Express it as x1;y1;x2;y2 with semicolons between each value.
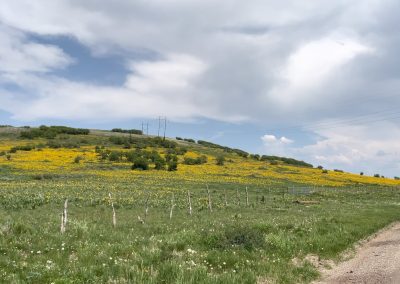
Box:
314;222;400;284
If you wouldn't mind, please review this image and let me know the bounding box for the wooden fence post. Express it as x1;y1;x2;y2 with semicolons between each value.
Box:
207;184;212;212
109;193;116;228
60;199;68;234
246;187;249;207
169;193;175;220
187;190;192;216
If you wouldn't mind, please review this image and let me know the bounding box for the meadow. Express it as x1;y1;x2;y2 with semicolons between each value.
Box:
1;126;400;283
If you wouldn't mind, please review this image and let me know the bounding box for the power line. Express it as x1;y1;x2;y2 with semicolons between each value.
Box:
266;107;400;133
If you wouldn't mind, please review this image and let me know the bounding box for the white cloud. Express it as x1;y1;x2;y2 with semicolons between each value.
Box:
261;134;294;156
261;134;277;143
0;26;72;73
273;123;400;176
284;36;372;89
0;53;247;122
269;35;373;106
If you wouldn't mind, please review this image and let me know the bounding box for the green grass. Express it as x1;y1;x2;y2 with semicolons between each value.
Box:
1;181;400;283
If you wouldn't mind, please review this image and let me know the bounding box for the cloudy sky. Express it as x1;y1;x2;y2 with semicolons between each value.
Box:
0;1;400;177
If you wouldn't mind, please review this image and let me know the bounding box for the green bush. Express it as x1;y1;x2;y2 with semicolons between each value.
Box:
109;151;122;162
250;154;260;160
10;145;35;153
132;158;149;170
167;161;178;171
20;125;89;139
111;128;142;135
183;155;207;165
74;156;84;163
322;169;328;174
165;154;178;163
216;155;225;166
154;158;166;170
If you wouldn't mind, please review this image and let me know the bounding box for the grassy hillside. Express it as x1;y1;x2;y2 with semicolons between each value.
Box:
1;126;400;283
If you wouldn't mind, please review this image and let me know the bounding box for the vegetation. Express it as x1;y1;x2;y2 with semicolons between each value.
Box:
183;155;208;165
260;155;313;168
111;128;143;135
131;157;149;170
197;140;249;158
216;155;225;166
20;125;90;139
0;126;400;283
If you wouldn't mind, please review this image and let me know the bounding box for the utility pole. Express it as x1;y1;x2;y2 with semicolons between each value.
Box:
163;117;167;140
157;116;161;137
141;122;144;134
146;122;149;135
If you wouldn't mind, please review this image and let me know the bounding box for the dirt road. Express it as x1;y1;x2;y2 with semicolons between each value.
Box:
315;222;400;284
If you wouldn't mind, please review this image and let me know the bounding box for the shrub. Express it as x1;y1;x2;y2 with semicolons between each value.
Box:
10;145;35;153
216;155;225;166
166;148;187;156
317;165;323;169
250;154;260;160
74;155;84;163
154;158;166;170
125;150;142;162
374;174;380;178
132;157;149;170
322;169;328;174
360;172;364;176
109;151;122;162
176;137;183;140
20;125;89;139
183;155;207;165
165;154;178;163
167;161;178;171
395;176;399;180
334;169;344;173
111;128;143;135
183;138;195;143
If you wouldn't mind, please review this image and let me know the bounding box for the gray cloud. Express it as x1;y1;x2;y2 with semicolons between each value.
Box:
0;0;400;175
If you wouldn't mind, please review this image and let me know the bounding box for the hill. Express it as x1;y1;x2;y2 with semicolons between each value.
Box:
1;125;400;283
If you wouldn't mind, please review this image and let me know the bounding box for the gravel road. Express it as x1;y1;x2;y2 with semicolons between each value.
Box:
315;222;400;284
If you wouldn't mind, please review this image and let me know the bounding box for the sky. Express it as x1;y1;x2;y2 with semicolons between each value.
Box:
0;0;399;177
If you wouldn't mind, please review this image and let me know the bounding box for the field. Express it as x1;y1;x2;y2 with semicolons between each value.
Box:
1;127;400;283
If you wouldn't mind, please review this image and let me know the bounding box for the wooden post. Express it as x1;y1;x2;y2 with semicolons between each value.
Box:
169;193;175;220
63;199;68;225
60;213;65;234
236;188;240;206
109;193;116;228
246;187;249;207
187;190;192;216
60;199;68;234
206;184;212;212
144;193;150;220
224;188;228;207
